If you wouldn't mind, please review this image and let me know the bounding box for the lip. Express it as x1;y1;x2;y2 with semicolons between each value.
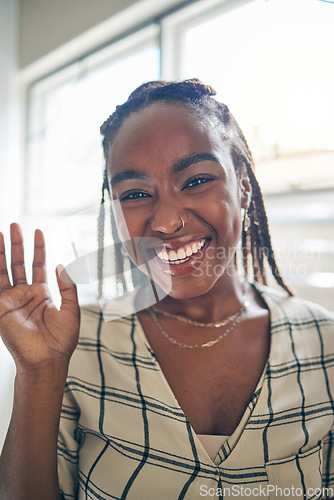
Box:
148;237;211;277
151;236;208;253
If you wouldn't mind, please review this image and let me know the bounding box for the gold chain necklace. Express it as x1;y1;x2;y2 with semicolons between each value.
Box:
148;280;249;349
151;280;248;328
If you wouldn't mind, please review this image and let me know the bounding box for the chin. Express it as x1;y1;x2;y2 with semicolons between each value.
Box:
137;251;232;300
163;275;220;300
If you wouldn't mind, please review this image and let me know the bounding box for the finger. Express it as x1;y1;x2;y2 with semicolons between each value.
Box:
56;265;79;313
10;223;27;286
32;229;47;283
0;232;12;292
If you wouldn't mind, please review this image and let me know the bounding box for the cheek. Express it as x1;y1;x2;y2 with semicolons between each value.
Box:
112;202;146;243
112;205;152;267
213;195;242;233
111;201;130;242
232;207;242;237
209;197;242;256
228;204;242;245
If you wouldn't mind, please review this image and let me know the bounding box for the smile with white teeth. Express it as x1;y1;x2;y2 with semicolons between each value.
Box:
155;238;207;264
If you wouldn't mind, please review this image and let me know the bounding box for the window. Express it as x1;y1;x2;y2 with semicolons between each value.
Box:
26;26;159;303
25;0;334;308
161;0;334;307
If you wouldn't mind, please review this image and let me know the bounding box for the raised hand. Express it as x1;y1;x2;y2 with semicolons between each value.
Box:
0;223;80;373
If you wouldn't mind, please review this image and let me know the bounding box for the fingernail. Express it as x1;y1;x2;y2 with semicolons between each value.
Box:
57;264;64;274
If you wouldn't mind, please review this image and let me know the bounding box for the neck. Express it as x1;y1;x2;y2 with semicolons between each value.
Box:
157;270;246;324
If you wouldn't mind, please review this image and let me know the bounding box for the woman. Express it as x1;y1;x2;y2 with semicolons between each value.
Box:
0;79;333;499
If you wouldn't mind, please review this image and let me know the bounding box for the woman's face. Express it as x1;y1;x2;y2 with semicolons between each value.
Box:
107;102;251;299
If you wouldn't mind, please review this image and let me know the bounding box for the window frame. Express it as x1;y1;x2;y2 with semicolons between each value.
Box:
21;0;334;310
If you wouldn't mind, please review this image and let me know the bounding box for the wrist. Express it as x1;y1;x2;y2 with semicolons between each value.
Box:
15;355;71;376
13;362;69;418
15;359;70;386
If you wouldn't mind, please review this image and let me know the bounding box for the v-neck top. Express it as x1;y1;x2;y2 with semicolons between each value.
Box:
197;435;230;461
57;284;334;499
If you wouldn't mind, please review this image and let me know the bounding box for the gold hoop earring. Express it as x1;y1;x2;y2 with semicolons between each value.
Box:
243;211;251;232
179;216;185;228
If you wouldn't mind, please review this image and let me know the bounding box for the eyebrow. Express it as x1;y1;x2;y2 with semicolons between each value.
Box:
110;152;220;187
110;169;150;187
172;153;221;174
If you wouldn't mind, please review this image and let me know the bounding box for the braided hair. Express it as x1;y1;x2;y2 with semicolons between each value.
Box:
98;78;293;297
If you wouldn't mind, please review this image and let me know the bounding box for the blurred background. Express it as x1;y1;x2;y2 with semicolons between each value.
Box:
1;0;333;449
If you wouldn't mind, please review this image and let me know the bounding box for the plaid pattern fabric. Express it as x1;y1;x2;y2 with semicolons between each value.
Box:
57;284;334;499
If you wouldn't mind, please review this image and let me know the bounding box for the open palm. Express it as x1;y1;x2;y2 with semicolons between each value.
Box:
0;224;80;372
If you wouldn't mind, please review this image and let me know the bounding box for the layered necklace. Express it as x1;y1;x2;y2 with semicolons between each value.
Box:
148;280;250;349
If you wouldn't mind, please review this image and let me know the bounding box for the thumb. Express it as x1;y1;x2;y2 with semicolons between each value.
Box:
56;264;79;312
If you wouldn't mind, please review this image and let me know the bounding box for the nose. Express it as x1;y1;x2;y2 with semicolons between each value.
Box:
150;202;185;234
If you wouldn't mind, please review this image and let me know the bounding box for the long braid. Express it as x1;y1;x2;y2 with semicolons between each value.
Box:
245;162;293;295
242;216;249;279
99;167;128;296
110;202;127;294
99;78;293;297
97;174;108;298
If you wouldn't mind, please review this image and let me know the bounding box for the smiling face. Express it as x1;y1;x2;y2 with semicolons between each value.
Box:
107;102;251;299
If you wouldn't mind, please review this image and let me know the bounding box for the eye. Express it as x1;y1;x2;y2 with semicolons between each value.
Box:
120;190;151;201
182;176;216;190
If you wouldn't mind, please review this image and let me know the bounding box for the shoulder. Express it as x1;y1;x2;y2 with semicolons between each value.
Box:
68;303;142;379
79;303;103;329
254;282;334;325
79;302;137;343
253;282;334;357
78;285;151;343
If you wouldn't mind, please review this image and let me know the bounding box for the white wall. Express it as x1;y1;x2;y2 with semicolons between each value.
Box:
20;0;139;67
19;0;187;69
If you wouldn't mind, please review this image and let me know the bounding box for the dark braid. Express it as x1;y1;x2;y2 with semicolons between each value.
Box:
97;173;108;298
98;166;128;297
110;204;127;294
245;163;292;294
98;78;293;297
242;212;249;279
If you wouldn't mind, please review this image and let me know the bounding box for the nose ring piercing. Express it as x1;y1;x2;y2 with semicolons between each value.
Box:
179;216;185;228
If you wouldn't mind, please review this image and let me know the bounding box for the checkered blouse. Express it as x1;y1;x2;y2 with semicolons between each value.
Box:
57;284;334;499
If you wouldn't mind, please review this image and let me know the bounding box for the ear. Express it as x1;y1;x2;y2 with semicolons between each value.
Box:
239;164;252;210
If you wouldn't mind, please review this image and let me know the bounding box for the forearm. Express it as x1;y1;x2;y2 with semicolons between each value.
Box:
0;361;69;500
